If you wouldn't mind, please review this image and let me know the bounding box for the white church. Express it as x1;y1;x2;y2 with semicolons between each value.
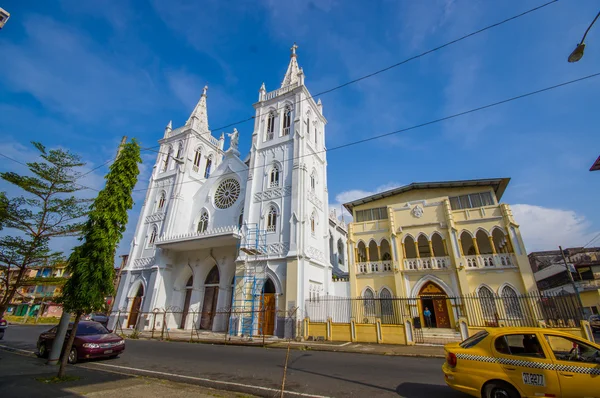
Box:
112;45;349;338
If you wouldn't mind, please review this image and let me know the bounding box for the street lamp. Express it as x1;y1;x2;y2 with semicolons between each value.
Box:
568;10;600;63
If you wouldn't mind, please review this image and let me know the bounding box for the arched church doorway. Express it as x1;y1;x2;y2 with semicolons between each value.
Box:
200;266;220;330
419;281;450;328
180;276;193;329
127;284;144;328
259;278;276;335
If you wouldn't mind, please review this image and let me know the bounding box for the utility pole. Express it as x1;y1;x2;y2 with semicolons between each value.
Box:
559;246;586;319
47;137;127;366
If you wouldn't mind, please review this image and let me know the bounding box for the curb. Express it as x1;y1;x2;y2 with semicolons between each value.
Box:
126;336;446;359
0;344;38;358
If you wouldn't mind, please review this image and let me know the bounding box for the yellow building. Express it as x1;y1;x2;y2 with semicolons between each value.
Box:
344;178;537;330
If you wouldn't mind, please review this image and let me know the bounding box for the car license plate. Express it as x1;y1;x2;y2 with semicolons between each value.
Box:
522;373;545;386
104;349;113;354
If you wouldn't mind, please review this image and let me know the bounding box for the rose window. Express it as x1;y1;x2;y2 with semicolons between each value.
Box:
214;179;241;209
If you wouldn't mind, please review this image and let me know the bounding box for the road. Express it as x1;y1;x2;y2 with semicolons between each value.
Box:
0;324;466;398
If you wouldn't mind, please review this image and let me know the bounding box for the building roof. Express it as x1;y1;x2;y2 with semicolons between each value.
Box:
343;178;510;213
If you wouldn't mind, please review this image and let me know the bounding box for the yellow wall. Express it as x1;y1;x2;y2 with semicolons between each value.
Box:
580;290;600;309
380;324;406;344
355;275;397;296
464;269;526;294
331;323;352;342
355;323;378;343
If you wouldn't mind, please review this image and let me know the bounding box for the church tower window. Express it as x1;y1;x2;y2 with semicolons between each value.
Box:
266;112;275;141
283;105;292;136
157;191;166;211
162;146;173;172
311;212;316;235
204;155;212;178
176;142;183;159
269;164;280;188
267;206;277;232
310;170;316;192
148;225;158;247
198;210;209;233
193;148;202;172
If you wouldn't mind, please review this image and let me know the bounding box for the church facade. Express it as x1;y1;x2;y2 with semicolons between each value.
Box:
112;46;348;337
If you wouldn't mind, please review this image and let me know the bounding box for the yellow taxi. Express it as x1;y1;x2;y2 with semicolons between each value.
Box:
442;327;600;398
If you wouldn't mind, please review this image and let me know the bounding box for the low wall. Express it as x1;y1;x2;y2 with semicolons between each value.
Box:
304;319;407;345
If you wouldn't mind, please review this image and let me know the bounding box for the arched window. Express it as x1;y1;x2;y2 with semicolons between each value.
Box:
238;209;244;229
478;286;498;321
380;288;394;318
501;285;523;318
329;236;334;264
363;288;375;317
337;239;344;265
310;170;316;191
310;212;316;235
267;206;277;232
157;191;166;211
306;115;311;141
314;123;318;145
198;210;209;233
176;142;183;159
204;155;212;178
283;105;292;135
266;112;275;140
148;225;158;247
269;164;280;188
193;148;202;171
162;147;172;172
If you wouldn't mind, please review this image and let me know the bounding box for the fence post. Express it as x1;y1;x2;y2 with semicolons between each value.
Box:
376;319;382;344
580;320;594;342
403;316;414;345
350;319;356;342
303;318;309;340
458;317;469;340
161;310;166;340
326;317;332;341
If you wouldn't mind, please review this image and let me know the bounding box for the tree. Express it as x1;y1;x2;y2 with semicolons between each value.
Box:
58;139;141;378
0;143;89;318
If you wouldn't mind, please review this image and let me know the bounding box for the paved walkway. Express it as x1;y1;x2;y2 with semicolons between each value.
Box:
119;328;446;358
0;348;257;398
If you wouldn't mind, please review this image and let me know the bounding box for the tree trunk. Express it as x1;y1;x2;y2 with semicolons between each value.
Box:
0;267;27;318
57;312;81;378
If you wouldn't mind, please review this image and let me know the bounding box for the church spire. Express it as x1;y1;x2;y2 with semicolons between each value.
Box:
186;85;209;133
281;43;302;88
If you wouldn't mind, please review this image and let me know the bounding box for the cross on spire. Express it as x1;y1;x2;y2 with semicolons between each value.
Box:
202;85;208;96
291;42;298;57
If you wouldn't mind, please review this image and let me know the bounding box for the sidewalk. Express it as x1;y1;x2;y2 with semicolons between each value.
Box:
119;328;446;358
0;349;256;398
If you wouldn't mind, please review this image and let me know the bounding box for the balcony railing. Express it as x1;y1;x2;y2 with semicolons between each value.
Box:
464;254;515;269
357;261;393;274
404;257;450;271
264;82;299;101
575;279;600;290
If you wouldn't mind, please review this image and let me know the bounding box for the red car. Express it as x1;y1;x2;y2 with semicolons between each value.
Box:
37;321;125;364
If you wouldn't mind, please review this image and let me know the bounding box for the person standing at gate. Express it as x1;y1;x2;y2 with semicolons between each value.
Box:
424;307;432;328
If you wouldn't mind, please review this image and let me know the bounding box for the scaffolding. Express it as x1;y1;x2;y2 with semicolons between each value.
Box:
229;223;268;337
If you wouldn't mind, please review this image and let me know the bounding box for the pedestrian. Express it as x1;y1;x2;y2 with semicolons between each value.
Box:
424;307;432;328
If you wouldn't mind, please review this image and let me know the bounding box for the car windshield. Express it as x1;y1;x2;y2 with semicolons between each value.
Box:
76;322;110;336
459;330;489;348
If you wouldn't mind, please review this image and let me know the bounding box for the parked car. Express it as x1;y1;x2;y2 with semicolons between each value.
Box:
82;312;109;326
443;327;600;398
589;314;600;332
0;317;7;340
37;321;125;364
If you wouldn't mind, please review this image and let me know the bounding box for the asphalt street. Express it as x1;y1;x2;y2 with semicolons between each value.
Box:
0;324;467;397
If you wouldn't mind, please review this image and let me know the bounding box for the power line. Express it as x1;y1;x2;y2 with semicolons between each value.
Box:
129;70;600;193
583;231;600;248
140;0;559;153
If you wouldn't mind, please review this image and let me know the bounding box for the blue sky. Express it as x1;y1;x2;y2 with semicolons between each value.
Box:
1;0;599;259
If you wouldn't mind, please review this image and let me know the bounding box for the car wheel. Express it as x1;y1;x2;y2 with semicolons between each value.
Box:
38;343;47;358
67;348;78;364
483;381;520;398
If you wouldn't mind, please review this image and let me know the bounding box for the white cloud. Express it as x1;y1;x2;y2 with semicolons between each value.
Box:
330;182;401;220
512;204;598;252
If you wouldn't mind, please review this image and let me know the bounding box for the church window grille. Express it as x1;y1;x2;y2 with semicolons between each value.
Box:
148;225;158;246
157;191;166;211
162;147;172;172
214;179;241;209
283;106;292;136
267;206;277;232
269;165;280;188
176;143;183;159
193;149;202;172
204;156;212;178
310;171;316;191
198;210;209;233
266;112;275;141
311;212;316;235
